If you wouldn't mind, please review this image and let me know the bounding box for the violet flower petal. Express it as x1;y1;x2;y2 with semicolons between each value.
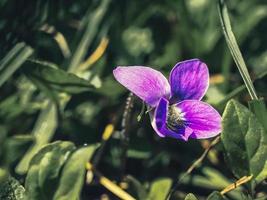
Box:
176;100;221;139
151;98;193;141
169;59;209;102
113;66;170;107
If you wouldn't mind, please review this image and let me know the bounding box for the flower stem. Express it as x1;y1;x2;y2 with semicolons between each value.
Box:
166;136;220;200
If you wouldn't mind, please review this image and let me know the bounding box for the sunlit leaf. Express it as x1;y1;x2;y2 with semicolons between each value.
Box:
147;178;172;200
184;193;198;200
24;141;75;199
53;144;99;200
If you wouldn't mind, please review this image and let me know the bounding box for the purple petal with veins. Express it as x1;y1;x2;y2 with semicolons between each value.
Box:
113;66;170;107
152;98;193;141
175;100;221;139
169;59;209;102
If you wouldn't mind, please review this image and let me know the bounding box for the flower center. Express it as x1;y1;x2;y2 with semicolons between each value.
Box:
167;105;185;132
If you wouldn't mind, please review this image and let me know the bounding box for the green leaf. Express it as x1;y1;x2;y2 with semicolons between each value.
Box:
16;102;58;174
0;42;33;87
0;176;25;200
221;100;267;186
147;178;172;200
207;191;228;200
53;144;99;200
66;0;110;72
24;141;75;200
22;60;99;95
248;99;267;132
184;193;198;200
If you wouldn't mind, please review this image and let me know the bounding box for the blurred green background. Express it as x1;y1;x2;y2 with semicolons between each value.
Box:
0;0;267;199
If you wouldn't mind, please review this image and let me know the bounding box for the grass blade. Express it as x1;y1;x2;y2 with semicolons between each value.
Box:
0;43;33;87
217;0;258;100
66;0;110;73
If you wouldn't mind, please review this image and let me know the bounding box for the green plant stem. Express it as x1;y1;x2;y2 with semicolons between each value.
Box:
166;136;221;200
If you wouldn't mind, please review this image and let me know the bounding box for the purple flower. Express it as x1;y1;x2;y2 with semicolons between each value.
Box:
113;59;221;141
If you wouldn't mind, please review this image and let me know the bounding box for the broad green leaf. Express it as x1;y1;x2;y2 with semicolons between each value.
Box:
66;0;110;72
221;100;267;185
207;192;228;200
53;144;99;200
248;99;267;132
0;176;25;200
184;193;198;200
0;42;33;87
22;60;99;95
147;178;172;200
16;102;58;174
24;141;75;199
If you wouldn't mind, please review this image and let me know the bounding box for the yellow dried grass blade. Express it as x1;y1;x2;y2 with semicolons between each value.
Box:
99;176;135;200
40;24;71;58
78;37;109;71
102;124;114;141
220;175;253;195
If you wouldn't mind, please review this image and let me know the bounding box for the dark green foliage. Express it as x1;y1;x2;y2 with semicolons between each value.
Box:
24;141;76;199
0;43;33;87
221;100;267;186
0;0;267;199
0;177;25;200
